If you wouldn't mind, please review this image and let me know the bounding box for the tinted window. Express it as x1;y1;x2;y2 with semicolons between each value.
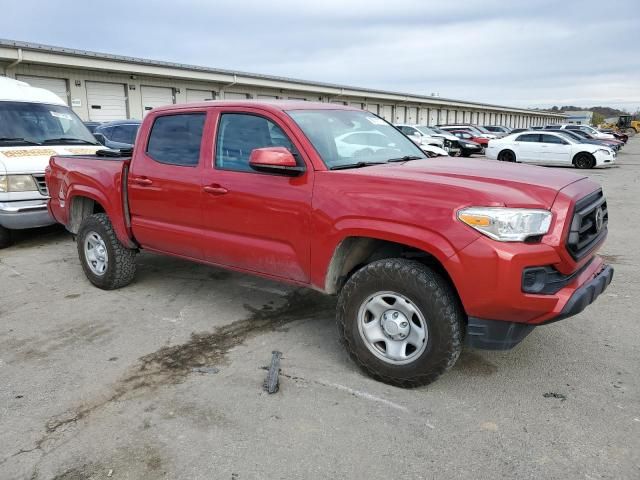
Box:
147;114;205;166
516;134;540;142
401;126;417;135
111;124;140;144
542;134;567;144
216;114;296;172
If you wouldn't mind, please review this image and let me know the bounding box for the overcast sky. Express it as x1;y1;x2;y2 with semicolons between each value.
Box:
3;0;639;111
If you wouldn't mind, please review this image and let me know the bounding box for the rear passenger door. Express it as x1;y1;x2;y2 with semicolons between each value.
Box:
200;110;313;282
540;134;572;165
513;133;540;162
127;112;209;259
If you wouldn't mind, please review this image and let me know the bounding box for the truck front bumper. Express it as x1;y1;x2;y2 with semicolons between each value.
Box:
465;264;613;350
0;200;55;230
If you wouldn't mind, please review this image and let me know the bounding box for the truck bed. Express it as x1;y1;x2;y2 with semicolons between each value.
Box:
46;153;133;246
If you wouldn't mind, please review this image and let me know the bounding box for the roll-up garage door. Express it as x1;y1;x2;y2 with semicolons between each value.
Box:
349;102;363;110
224;92;250;100
429;109;438;126
406;107;418;124
366;104;379;115
141;86;174;116
17;75;68;104
395;106;406;123
86;81;127;121
186;89;214;103
381;105;393;121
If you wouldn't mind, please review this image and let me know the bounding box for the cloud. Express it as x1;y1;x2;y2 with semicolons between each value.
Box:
2;0;639;110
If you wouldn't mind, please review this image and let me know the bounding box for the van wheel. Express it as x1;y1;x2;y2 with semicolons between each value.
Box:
0;226;13;249
574;153;596;169
337;259;463;388
77;213;136;290
498;150;516;162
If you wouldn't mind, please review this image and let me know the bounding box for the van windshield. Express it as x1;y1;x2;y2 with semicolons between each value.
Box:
0;101;98;146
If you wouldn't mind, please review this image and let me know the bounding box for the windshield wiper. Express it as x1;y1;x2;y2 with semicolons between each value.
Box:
42;138;99;145
0;137;41;145
386;155;425;163
330;161;387;170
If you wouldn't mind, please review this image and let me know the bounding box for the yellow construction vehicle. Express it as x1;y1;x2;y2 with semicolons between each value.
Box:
601;115;637;135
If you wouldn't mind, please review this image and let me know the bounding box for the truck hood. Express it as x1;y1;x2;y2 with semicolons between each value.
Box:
0;145;101;174
338;157;586;209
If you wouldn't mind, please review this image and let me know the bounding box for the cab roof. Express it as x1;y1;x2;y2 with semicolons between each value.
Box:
150;99;356;114
0;76;67;105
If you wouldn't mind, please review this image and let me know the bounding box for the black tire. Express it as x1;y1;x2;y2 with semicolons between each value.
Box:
77;213;136;290
0;226;12;249
461;151;471;157
337;259;463;388
498;150;516;162
573;152;596;169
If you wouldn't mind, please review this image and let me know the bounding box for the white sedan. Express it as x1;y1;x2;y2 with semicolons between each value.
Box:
486;131;616;169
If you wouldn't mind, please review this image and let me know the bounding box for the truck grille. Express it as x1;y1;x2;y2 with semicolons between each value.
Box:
32;174;49;196
566;190;608;260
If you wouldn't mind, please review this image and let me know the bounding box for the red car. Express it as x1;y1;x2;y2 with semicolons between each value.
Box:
449;129;489;149
46;101;613;387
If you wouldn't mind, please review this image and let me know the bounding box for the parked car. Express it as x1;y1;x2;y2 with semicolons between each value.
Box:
414;142;449;157
558;128;624;150
83;121;102;133
93;120;142;149
426;127;465;156
545;129;622;152
599;129;628;143
395;124;460;156
510;128;528;134
46;101;613;387
448;130;489;149
483;125;511;135
0;77;101;248
486;131;616;168
544;124;616;141
437;124;499;139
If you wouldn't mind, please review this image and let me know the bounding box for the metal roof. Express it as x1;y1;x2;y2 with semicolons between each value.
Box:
0;38;562;116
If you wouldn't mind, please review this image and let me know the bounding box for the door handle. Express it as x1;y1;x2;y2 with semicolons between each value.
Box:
203;185;229;195
131;177;153;186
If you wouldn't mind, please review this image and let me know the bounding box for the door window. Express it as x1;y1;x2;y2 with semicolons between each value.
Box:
111;124;140;144
146;114;206;166
541;134;567;145
515;134;540;142
215;113;298;172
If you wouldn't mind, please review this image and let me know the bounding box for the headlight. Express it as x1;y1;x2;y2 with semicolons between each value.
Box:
457;207;552;242
0;175;38;192
594;149;610;156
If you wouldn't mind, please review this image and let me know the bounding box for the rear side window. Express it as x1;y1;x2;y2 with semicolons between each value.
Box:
516;134;540;142
215;113;297;172
147;114;206;166
542;134;567;144
111;124;140;144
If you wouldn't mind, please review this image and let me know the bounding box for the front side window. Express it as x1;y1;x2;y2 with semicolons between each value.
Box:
146;114;205;166
287;109;425;169
215;113;297;172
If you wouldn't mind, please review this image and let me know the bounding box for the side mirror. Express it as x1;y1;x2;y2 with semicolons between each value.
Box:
93;133;106;145
249;147;304;176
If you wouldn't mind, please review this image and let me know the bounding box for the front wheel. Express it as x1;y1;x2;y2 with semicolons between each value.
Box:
77;213;137;290
574;152;596;169
0;226;12;249
337;259;463;388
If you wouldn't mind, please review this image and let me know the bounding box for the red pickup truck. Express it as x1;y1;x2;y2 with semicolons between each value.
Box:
46;101;613;387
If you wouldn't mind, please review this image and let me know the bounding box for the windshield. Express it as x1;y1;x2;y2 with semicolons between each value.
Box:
416;126;438;136
474;125;492;134
287;109;426;169
0;101;98;146
555;132;578;144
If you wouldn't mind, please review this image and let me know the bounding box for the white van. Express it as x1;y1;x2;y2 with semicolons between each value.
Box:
0;77;102;247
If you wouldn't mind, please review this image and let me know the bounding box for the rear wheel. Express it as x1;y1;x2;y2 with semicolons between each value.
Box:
337;259;463;388
0;226;12;249
77;213;137;289
574;152;596;169
498;150;516;162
